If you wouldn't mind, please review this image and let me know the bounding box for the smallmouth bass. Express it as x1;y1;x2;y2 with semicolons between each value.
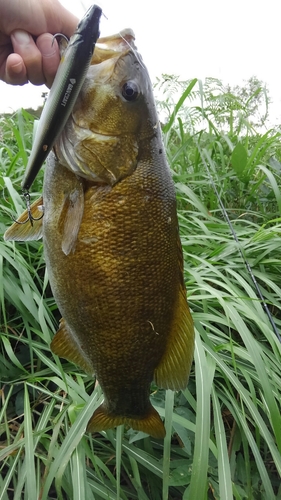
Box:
5;29;194;438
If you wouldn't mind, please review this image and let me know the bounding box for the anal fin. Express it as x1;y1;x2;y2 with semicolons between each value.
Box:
51;318;94;375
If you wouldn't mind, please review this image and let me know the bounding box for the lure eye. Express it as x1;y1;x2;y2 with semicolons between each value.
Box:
122;81;139;102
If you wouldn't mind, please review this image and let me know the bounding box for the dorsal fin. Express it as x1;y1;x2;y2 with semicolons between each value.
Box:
154;288;194;390
154;232;194;390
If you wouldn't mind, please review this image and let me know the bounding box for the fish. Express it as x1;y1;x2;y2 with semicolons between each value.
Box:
4;29;194;439
21;4;102;192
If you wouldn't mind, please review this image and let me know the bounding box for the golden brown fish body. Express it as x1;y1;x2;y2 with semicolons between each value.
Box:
5;30;194;438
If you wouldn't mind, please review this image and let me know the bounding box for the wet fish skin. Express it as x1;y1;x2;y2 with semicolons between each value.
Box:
5;31;194;438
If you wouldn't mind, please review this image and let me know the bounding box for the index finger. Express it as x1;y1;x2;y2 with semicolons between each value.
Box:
11;30;43;85
36;33;60;88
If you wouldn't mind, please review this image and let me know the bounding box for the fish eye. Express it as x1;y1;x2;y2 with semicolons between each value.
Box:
122;81;139;102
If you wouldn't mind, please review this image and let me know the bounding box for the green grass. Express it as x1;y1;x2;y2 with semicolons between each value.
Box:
1;76;281;499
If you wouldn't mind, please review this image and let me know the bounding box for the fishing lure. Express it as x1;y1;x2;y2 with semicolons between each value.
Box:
21;4;102;193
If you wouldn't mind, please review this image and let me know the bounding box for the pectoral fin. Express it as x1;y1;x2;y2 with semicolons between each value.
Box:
4;196;44;241
51;318;94;375
154;288;194;390
58;186;84;256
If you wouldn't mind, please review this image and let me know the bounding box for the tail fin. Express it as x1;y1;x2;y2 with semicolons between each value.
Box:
87;403;166;438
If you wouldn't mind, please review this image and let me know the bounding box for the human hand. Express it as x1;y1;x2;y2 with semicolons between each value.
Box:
0;0;78;87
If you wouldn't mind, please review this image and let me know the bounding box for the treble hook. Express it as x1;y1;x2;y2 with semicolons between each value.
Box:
52;33;69;46
12;191;44;227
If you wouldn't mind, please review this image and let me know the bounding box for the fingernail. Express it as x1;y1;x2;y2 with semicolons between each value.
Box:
12;30;31;45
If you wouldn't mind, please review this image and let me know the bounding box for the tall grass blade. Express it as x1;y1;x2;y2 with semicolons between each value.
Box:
116;425;124;500
162;389;174;500
23;383;37;500
212;388;233;499
163;78;197;134
186;332;216;499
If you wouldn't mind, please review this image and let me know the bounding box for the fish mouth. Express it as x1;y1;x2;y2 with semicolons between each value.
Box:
92;29;137;63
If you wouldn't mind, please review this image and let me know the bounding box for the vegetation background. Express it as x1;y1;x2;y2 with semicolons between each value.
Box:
1;76;281;499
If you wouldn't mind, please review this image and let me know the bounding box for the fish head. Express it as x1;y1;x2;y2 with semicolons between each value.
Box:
56;29;160;185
